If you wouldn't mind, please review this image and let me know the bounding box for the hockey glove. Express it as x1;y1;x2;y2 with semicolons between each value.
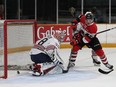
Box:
70;39;78;46
71;33;82;45
71;20;78;32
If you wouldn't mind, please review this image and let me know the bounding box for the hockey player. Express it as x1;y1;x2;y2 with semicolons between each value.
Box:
30;31;66;76
70;13;101;67
68;11;113;70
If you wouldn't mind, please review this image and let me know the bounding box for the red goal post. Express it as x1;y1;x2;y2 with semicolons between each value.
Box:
0;20;37;79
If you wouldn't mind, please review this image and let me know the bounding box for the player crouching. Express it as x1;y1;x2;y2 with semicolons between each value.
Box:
30;31;67;76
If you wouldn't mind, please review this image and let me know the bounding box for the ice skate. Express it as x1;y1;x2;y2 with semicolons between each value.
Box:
105;63;113;69
92;56;101;66
32;71;43;76
68;61;75;69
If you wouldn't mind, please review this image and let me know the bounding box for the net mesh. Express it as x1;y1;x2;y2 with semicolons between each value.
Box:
0;20;36;78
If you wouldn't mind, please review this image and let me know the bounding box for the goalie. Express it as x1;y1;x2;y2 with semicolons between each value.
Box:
30;31;66;76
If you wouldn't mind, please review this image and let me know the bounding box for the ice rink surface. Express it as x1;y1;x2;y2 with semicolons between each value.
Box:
0;48;116;87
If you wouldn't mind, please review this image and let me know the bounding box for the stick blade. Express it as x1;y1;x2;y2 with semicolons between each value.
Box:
98;68;114;74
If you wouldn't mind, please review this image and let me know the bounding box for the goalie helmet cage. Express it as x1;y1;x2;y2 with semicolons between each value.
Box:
0;20;37;79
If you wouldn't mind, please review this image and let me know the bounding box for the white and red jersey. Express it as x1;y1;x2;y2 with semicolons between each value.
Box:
76;15;97;36
80;15;97;34
30;35;60;56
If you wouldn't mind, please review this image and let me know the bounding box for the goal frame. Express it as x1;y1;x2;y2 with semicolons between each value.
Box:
0;20;37;79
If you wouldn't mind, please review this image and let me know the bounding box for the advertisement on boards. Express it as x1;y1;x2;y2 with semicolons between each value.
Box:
35;24;72;42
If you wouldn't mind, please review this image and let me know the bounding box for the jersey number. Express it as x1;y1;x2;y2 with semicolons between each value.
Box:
38;38;48;45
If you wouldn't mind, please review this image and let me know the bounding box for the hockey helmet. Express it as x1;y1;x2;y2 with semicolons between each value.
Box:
54;31;65;42
85;12;94;19
85;12;94;24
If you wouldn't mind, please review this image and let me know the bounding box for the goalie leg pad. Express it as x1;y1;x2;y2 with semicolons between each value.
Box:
31;63;57;76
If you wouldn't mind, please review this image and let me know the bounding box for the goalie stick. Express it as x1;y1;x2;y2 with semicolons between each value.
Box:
31;65;57;76
98;68;114;74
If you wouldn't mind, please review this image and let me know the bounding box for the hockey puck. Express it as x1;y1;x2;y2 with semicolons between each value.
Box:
17;71;20;74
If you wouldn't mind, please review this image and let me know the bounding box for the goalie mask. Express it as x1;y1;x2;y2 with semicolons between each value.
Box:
54;31;65;42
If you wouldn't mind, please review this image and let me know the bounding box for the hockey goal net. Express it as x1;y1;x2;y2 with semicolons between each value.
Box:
0;20;37;79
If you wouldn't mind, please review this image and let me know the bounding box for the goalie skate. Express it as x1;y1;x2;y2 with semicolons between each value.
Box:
30;64;43;76
29;70;43;76
32;71;43;76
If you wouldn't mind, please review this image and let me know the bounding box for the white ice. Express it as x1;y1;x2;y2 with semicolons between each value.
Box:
0;48;116;87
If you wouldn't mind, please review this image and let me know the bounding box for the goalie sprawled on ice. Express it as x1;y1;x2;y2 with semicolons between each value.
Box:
30;31;67;76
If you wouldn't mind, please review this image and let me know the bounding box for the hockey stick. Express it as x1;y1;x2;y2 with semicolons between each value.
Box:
55;50;68;73
80;26;116;38
98;68;114;74
55;50;64;64
96;27;116;35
